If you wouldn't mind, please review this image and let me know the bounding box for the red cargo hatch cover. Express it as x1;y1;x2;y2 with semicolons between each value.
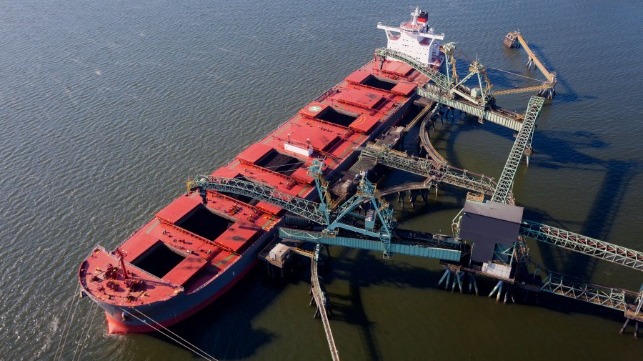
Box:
345;69;371;85
162;255;209;286
391;81;417;96
336;88;384;109
238;143;273;165
217;223;260;252
157;196;201;224
349;114;380;133
381;61;413;76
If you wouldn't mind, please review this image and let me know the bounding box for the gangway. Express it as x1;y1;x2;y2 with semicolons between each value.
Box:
306;245;340;361
539;272;633;311
537;272;643;332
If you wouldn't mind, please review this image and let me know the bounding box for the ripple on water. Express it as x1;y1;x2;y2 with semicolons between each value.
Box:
1;0;643;360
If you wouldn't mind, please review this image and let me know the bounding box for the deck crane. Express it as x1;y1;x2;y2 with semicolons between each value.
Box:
370;34;642;333
187;159;464;260
439;42;494;108
187;161;643;330
497;31;557;99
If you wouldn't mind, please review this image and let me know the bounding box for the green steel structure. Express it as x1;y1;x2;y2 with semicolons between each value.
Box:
377;179;435;198
490;95;545;204
189;160;464;260
187;175;327;224
378;47;524;131
184;53;643;332
375;48;453;92
360;143;497;196
417;86;524;131
540;272;642;314
520;220;643;272
308;245;340;361
279;228;462;261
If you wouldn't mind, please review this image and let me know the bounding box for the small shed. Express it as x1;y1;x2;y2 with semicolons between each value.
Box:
460;201;524;263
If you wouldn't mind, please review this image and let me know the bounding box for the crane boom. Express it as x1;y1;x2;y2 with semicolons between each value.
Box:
493;84;552;96
187;175;328;225
512;32;556;83
498;31;557;99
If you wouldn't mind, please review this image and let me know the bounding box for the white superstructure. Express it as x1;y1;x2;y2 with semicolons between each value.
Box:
377;7;445;67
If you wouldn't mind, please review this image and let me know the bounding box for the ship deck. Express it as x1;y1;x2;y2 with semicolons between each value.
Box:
79;57;429;311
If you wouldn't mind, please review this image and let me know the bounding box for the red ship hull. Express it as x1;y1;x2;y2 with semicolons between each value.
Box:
78;55;431;333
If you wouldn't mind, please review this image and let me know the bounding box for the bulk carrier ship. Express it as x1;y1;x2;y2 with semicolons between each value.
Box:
78;7;445;334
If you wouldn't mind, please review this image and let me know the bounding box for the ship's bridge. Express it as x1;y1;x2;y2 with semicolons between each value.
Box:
377;7;444;67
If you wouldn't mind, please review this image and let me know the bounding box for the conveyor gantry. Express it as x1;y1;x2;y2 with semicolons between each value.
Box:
377;47;526;131
491;96;545;204
188;160;464;260
418;85;525;131
538;273;643;323
360;143;497;196
451;96;543;235
278;228;462;261
520;220;643;272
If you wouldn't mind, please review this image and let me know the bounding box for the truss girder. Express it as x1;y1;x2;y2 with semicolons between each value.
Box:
520;220;643;272
279;228;462;261
361;145;437;176
375;48;453;91
360;144;496;195
377;180;435;197
540;273;631;311
417;87;523;131
490;96;545;203
440;169;497;196
188;175;327;225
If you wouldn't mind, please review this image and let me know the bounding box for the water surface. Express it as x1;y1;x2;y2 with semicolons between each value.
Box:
0;0;641;360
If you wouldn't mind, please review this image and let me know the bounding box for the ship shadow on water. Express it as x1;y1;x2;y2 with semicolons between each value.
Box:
148;268;283;360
